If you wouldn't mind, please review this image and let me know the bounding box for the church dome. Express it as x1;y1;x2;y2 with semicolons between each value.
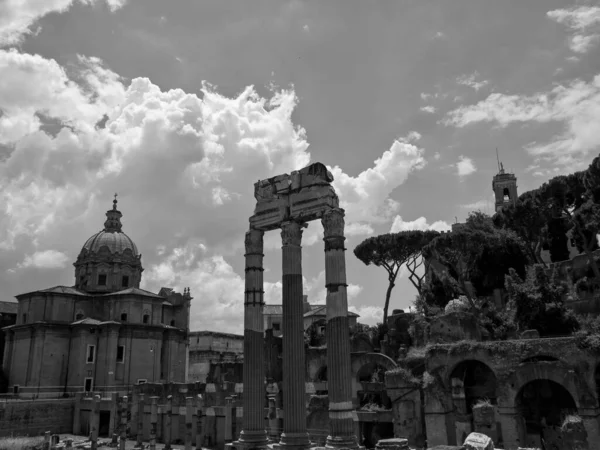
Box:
81;230;138;256
74;195;143;293
78;195;138;257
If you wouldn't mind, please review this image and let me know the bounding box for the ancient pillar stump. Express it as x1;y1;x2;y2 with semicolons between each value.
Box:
164;395;172;450
196;395;205;450
120;396;128;450
278;221;311;450
137;394;145;446
322;208;358;449
149;396;158;450
91;395;100;450
237;229;269;450
185;397;193;450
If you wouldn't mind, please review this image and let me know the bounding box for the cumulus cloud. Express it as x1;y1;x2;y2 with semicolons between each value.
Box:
444;75;600;167
329;136;426;226
548;5;600;53
456;72;489;92
15;250;70;270
456;155;476;177
420;106;437;114
0;0;127;46
0;48;424;331
390;215;451;233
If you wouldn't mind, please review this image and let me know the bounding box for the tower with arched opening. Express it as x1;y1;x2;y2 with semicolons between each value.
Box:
492;161;518;212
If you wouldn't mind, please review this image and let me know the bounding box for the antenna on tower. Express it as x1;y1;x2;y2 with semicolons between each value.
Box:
496;147;501;173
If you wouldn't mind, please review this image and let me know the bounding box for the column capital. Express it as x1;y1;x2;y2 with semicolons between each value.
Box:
281;221;303;247
322;208;345;238
245;229;264;255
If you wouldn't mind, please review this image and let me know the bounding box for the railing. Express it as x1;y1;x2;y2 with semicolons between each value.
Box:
0;385;135;402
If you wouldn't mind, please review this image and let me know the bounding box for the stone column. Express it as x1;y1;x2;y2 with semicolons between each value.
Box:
149;397;158;450
279;221;310;449
237;229;269;449
137;394;145;445
120;396;128;450
185;397;193;450
164;395;172;450
225;397;233;444
322;208;358;449
91;395;100;450
196;395;205;450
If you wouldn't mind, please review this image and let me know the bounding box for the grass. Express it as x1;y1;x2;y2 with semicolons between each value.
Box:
0;436;44;450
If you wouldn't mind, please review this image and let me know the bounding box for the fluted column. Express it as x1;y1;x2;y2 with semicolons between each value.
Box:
322;208;358;449
237;229;268;449
279;221;310;450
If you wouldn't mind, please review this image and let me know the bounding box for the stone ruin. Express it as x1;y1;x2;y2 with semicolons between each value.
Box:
236;162;357;450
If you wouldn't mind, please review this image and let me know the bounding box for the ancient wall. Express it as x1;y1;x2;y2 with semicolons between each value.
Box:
0;398;75;437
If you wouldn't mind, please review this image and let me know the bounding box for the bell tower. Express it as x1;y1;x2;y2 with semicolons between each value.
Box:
492;151;518;212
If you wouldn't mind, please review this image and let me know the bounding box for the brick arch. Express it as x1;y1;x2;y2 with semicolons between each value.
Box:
511;365;581;408
445;358;497;389
351;352;397;379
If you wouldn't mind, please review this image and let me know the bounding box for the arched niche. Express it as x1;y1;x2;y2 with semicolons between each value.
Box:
449;360;497;414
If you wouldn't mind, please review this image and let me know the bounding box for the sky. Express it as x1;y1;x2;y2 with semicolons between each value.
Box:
1;0;600;333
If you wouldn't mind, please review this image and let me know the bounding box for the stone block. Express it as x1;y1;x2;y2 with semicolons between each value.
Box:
520;329;540;339
463;432;493;450
375;437;409;450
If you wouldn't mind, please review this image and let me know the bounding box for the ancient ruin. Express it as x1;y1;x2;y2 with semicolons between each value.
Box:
236;162;357;450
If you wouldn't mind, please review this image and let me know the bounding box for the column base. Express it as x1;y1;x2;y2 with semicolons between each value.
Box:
325;435;359;450
234;430;270;450
274;432;311;450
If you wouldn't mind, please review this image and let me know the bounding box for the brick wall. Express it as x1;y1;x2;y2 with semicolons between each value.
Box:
0;398;75;437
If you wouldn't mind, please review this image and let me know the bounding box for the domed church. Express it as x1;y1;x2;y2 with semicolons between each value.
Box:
2;196;191;396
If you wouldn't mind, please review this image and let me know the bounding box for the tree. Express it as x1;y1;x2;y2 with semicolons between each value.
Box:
504;265;579;337
422;212;529;311
493;191;548;265
354;230;440;324
539;173;600;278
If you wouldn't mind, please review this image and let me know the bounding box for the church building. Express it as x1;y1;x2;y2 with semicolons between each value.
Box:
2;197;191;396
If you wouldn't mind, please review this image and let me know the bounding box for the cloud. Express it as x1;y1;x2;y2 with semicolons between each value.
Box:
420;106;437;114
460;198;492;211
433;152;441;160
15;249;70;270
548;6;600;53
456;155;476;177
456;72;489;92
0;0;127;46
390;216;451;233
444;75;600;167
0;48;426;332
329;135;426;226
348;306;382;325
302;24;310;33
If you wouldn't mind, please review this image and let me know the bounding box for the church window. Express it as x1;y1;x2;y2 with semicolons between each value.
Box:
86;345;96;363
121;313;128;322
170;320;175;326
121;276;129;287
116;345;125;363
503;188;510;202
84;378;93;392
98;274;107;286
143;313;150;324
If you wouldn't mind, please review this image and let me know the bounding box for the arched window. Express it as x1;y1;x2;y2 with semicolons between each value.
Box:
143;311;150;324
503;188;510;202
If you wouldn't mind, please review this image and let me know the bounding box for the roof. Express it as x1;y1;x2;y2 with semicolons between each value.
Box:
81;229;138;256
304;305;359;318
100;287;164;298
0;301;18;315
16;285;90;298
